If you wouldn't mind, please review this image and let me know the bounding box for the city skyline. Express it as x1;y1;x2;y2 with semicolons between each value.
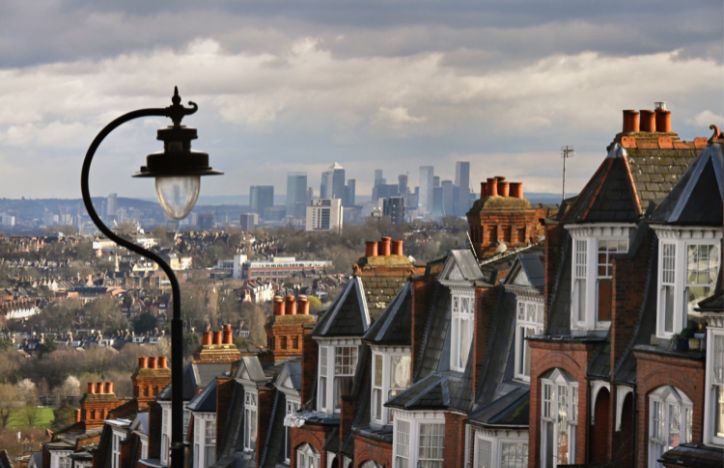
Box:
0;1;721;200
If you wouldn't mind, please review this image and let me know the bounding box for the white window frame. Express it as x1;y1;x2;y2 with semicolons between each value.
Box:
316;339;360;414
284;397;300;463
160;402;171;465
296;443;320;468
648;385;693;468
704;326;724;446
192;413;216;468
567;224;633;333
540;369;578;468
514;298;544;382
243;388;258;452
450;288;475;372
472;427;529;468
370;346;411;426
111;430;123;468
391;410;445;468
653;226;722;338
50;451;72;468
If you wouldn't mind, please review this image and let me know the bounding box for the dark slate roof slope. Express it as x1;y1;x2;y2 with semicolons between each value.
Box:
187;378;217;412
413;282;450;379
649;142;723;226
213;381;246;467
564;144;642;224
313;277;370;337
469;387;529;428
363;282;412;346
386;374;449;410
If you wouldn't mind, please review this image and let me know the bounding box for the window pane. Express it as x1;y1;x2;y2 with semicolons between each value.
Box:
374;354;383;386
390;354;411;390
500;441;528;468
716;386;724;437
418;423;444;465
475;438;492;468
663;285;675;333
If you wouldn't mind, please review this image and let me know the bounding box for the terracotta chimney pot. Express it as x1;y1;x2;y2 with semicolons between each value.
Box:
75;409;81;423
480;182;488;198
213;330;222;345
298;295;310;315
486;178;498;197
391;239;404;256
365;241;378;258
623;110;640;133
285;295;297;315
223;324;233;344
87;382;95;394
148;356;157;369
498;181;510;197
640;110;656;132
158;356;168;368
138;356;148;369
380;236;392;256
509;182;523;199
202;331;212;346
105;382;113;394
95;382;104;394
273;296;285;316
656;108;672;133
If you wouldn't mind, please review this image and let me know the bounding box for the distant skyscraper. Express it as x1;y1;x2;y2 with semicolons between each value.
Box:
106;193;117;218
374;169;385;185
306;198;343;233
441;180;455;216
249;185;274;218
345;179;356;206
419;166;434;215
455;161;470;192
321;162;346;202
197;213;214;230
383;197;405;225
398;174;409;195
240;213;258;231
286;172;308;218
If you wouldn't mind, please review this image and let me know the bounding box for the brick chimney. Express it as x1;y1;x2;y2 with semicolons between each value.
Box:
365;241;378;257
133;355;171;410
391;239;404;256
623;110;640;133
655;102;672;133
285;295;297;315
379;236;392;256
640;109;656;132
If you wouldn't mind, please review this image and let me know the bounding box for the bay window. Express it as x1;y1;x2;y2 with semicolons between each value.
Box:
284;398;300;462
514;299;544;381
653;226;721;338
243;390;258;452
450;289;475;372
705;328;724;446
296;443;320;468
473;429;528;468
160;403;171;465
392;412;444;468
193;415;216;468
317;340;359;414
540;369;578;467
568;225;632;332
371;347;411;425
204;417;216;466
648;386;692;467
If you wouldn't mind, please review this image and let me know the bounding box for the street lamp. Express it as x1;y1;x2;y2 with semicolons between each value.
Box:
80;87;221;467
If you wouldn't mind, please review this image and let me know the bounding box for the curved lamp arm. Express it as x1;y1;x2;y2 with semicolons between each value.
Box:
80;92;197;468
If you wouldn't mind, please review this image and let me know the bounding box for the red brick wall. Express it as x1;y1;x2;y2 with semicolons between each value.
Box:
529;340;593;468
255;387;275;462
353;433;392;467
340;395;358;454
543;223;564;332
301;328;318;406
469;209;547;259
444;412;467;466
290;424;330;468
471;286;496;395
633;351;705;468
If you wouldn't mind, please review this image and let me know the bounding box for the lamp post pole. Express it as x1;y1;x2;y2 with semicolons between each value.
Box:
81;89;213;467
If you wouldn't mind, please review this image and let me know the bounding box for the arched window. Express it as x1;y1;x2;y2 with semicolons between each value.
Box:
296;443;319;468
648;385;692;467
540;368;578;467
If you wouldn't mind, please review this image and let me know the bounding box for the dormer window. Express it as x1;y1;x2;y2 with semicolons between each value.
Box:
317;340;359;414
243;390;258;452
514;298;544;381
450;289;475;372
567;225;632;333
653;227;721;338
371;347;411;426
705;328;724;446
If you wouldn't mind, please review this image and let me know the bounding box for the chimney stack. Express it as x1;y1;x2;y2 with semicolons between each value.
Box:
273;296;285;316
498;180;510;197
213;330;222;345
138;356;148;369
202;330;212;346
223;324;233;344
623;110;640;133
158;356;168;368
486;178;498;197
380;236;392;256
655;103;671;133
365;241;379;258
391;239;404;256
285;295;297;315
509;182;523;199
298;295;310;315
88;382;95;394
640;110;656;132
148;356;157;369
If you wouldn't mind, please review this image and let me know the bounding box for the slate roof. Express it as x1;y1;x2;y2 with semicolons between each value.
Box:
158;362;229;401
313;276;370;337
697;291;724;313
469;387;529;428
448;250;485;282
563;144;642;224
503;249;545;294
413;282;450;379
649;141;723;226
213;380;246;467
659;443;724;468
386;374;449;410
259;390;287;468
187;378;217;412
363;282;412;346
359;274;409;320
0;450;12;468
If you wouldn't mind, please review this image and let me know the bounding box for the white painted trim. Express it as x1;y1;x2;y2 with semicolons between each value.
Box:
615;385;634;432
704;327;724;446
589;380;611;425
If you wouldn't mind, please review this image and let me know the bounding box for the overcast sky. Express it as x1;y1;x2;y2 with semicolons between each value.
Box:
0;0;722;200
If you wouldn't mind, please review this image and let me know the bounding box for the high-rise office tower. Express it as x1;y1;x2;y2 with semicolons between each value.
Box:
441;180;455;216
106;193;117;218
249;185;274;218
398;174;409;195
345;179;356;206
383;197;405;225
374;169;385;186
286;172;308;218
455;161;470;192
419;166;434;215
306;198;344;233
320;162;346;202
